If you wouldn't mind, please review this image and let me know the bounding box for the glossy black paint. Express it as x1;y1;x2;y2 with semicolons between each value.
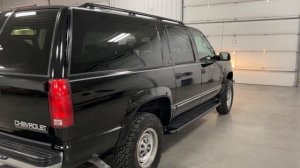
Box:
0;6;233;168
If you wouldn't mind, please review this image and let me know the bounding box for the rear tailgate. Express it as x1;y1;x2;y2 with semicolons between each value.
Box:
0;9;59;141
0;75;51;139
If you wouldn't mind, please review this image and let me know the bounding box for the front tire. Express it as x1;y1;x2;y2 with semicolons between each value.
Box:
217;80;234;115
114;113;163;168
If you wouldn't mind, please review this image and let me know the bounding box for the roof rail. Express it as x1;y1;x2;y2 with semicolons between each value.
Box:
11;4;38;10
79;3;184;25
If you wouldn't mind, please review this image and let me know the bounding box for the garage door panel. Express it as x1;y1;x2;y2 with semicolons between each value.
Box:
218;35;299;51
235;70;295;86
234;52;297;70
185;0;261;6
189;19;299;37
235;35;298;51
223;20;299;35
184;0;300;22
190;23;224;36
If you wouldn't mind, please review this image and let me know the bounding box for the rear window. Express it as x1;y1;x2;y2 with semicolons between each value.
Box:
0;9;59;75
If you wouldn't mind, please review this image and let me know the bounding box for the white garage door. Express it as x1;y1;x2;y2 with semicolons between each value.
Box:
184;0;300;86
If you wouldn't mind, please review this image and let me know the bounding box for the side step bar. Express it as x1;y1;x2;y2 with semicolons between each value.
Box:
166;100;220;134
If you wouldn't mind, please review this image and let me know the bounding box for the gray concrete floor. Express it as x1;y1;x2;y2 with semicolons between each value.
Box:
1;84;300;168
159;84;300;168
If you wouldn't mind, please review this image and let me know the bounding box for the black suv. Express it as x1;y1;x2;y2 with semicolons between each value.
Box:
0;3;233;168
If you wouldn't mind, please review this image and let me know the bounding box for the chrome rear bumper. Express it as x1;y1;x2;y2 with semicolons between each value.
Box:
0;157;62;168
0;132;62;168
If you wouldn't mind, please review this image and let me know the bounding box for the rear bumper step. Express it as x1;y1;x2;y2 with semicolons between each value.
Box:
0;132;62;168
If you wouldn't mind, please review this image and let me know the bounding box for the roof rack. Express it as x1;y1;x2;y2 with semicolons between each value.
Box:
79;3;184;25
12;4;38;10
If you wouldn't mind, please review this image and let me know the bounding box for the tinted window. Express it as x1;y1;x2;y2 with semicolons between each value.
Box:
166;25;194;64
71;10;163;74
0;9;58;75
191;30;215;61
0;13;6;28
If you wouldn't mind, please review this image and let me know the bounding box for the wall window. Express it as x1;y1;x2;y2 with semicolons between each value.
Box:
71;9;163;74
166;25;194;64
191;30;215;61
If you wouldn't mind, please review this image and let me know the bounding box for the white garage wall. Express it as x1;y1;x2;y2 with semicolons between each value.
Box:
111;0;182;20
0;0;3;11
184;0;300;87
1;0;48;9
0;0;182;20
0;0;109;10
49;0;109;6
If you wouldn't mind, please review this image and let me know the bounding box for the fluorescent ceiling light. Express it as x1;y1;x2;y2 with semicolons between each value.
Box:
15;11;36;18
108;33;126;42
5;12;13;17
108;33;130;42
113;33;130;42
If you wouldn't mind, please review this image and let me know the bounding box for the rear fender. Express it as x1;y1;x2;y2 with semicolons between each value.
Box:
115;87;172;148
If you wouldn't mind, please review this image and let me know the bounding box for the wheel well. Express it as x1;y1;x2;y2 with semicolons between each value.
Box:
227;72;233;81
137;97;171;126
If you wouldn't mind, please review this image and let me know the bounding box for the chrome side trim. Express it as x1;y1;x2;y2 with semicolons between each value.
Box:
169;102;221;133
102;126;122;135
174;85;222;108
0;153;62;168
69;66;174;82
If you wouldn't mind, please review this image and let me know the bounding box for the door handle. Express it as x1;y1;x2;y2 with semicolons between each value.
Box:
175;72;193;79
183;72;193;76
201;69;206;74
175;73;183;79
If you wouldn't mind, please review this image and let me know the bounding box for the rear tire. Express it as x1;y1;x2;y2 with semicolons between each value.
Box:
114;113;163;168
217;80;234;115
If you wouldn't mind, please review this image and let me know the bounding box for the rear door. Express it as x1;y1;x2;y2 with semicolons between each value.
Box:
189;29;223;103
0;9;60;141
164;24;202;116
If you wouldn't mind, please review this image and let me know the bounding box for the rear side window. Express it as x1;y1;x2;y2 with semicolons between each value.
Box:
71;9;163;74
166;25;194;64
0;9;59;75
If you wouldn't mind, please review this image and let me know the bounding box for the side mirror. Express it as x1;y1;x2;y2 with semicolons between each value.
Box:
218;52;231;61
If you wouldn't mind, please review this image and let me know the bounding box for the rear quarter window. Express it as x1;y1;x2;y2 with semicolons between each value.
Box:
71;9;163;74
0;9;59;75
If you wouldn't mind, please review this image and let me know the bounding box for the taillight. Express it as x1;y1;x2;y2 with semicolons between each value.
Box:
48;79;74;128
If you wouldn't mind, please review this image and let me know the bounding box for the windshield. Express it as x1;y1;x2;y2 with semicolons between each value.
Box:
0;9;59;75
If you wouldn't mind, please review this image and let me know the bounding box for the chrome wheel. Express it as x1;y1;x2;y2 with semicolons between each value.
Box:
227;87;233;108
137;128;158;168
